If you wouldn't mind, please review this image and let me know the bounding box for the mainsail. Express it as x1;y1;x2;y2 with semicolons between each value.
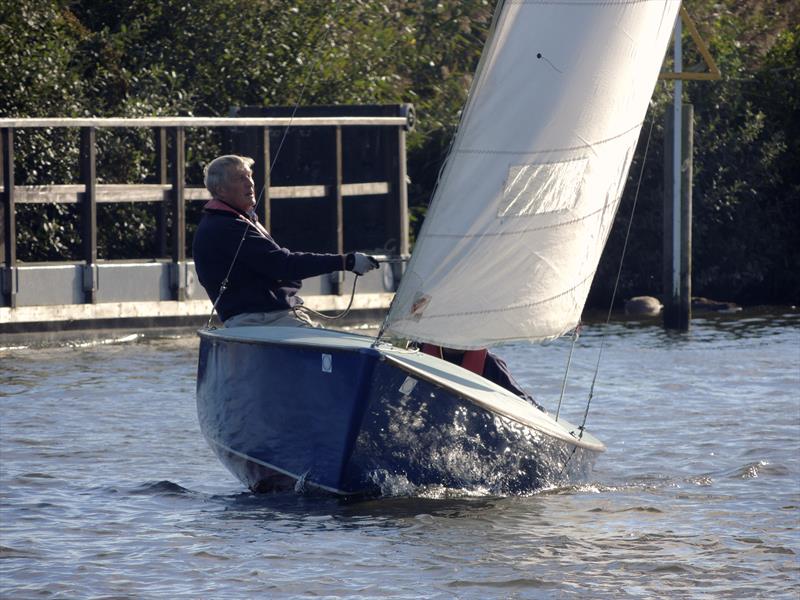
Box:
385;0;681;349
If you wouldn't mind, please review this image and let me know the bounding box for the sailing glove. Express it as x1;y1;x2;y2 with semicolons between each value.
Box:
346;252;380;275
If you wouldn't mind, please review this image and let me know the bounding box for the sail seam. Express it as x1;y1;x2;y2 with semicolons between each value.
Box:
422;204;608;238
508;0;669;6
411;273;594;320
455;121;643;156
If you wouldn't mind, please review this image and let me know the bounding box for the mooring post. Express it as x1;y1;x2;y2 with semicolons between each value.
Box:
80;126;97;304
662;16;692;331
663;103;693;330
1;128;16;308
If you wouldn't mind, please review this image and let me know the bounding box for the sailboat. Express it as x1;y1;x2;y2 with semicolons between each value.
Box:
196;0;681;495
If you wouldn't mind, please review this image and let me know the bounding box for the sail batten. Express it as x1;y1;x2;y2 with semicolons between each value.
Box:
385;0;681;349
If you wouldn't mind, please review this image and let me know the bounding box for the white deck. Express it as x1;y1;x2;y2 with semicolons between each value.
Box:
200;326;605;452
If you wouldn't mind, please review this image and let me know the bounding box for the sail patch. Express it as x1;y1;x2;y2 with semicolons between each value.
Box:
409;292;431;321
498;158;587;217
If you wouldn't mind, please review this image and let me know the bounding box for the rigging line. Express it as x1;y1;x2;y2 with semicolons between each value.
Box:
304;254;408;325
555;325;581;422
203;8;341;329
578;114;658;438
295;275;360;321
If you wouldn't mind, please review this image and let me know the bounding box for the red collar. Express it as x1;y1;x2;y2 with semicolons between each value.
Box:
204;198;247;216
204;198;270;236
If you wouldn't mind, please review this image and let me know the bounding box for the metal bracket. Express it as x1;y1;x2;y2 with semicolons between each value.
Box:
400;103;416;132
82;263;97;293
170;261;187;299
390;254;410;291
1;266;17;295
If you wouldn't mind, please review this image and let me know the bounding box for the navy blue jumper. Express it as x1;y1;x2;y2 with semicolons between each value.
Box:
193;207;345;322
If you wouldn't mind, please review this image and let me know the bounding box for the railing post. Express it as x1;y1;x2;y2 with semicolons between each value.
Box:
154;126;168;257
254;126;271;230
385;124;409;258
80;126;97;304
1;128;17;308
169;126;186;301
332;125;344;294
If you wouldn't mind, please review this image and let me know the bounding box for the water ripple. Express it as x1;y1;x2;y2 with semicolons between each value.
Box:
1;312;798;598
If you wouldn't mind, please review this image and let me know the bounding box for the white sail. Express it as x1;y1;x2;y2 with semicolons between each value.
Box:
386;0;681;349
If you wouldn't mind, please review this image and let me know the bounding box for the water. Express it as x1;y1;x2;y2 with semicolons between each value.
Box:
1;311;798;598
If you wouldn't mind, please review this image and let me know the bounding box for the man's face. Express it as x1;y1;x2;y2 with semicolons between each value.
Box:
218;166;255;212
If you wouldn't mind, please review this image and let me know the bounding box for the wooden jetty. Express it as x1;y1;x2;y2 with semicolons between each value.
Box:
0;105;413;345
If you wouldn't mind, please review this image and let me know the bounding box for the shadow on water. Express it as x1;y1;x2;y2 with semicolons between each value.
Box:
106;477;506;515
112;477;558;527
578;307;799;344
214;489;512;525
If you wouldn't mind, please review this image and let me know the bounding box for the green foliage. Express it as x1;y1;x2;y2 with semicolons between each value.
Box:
591;0;799;306
1;0;797;303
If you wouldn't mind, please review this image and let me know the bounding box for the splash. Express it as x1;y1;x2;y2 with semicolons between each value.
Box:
353;398;597;498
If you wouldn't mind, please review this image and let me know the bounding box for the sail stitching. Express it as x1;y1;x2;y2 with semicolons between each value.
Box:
422;203;609;238
508;0;669;6
454;120;643;157
409;272;594;320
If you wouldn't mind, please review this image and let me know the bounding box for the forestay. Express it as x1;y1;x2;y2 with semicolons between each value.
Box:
385;0;681;349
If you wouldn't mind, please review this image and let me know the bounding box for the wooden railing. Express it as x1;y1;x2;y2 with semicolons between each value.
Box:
0;109;413;309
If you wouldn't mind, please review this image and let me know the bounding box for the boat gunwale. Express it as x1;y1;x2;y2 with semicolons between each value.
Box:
379;353;605;453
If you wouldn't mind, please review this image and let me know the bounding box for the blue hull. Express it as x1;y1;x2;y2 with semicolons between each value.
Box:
196;327;602;495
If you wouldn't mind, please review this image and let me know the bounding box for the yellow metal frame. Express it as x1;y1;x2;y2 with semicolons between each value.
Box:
660;6;721;81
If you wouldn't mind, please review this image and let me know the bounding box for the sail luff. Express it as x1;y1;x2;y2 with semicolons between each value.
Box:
386;0;682;349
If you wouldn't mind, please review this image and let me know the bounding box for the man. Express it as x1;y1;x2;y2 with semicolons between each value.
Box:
193;155;379;327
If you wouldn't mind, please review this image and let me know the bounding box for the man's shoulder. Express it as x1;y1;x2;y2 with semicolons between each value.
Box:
202;208;240;220
198;209;248;229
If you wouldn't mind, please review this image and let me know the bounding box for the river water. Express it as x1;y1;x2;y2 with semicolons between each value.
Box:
1;310;798;598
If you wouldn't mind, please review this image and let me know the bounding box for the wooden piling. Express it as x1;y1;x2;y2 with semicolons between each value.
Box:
663;103;693;330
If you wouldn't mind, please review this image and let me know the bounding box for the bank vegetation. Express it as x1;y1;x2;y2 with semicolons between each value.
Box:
1;0;797;305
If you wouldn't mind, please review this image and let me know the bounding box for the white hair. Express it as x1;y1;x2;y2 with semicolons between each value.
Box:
203;155;254;197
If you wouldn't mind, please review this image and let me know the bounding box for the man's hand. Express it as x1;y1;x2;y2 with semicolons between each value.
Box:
346;252;380;275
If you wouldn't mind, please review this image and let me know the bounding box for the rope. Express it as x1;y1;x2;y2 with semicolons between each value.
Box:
555;324;580;422
294;275;360;321
576;115;658;438
557;114;658;480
